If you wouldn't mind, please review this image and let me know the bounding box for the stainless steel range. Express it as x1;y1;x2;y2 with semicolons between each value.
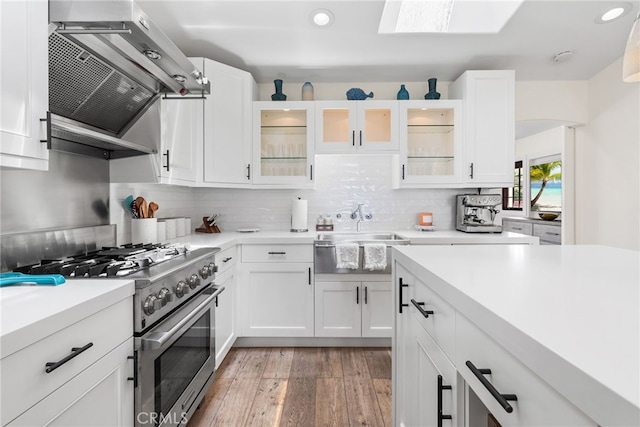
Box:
1;225;222;427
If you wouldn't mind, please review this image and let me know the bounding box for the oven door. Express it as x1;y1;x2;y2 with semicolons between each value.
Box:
135;284;224;427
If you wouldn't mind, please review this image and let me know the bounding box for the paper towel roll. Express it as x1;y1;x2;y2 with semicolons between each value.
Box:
291;198;308;232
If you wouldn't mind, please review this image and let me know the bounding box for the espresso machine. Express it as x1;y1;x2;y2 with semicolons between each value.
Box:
456;194;503;233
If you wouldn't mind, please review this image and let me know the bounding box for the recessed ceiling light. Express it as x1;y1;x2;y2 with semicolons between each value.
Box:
311;9;334;27
595;3;631;23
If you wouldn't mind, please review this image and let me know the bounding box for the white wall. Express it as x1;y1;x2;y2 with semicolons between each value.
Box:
575;58;640;251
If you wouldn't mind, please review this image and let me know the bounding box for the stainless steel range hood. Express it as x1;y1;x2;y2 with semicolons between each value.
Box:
48;0;210;159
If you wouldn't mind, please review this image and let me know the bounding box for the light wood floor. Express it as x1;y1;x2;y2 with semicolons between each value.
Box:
188;347;392;427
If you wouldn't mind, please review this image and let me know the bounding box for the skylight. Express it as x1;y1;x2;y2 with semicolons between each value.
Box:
378;0;524;34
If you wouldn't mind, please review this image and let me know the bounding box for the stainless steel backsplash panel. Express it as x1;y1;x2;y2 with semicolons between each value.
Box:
1;225;116;271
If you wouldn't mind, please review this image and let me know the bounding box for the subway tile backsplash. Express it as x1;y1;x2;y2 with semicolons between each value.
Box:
111;155;472;244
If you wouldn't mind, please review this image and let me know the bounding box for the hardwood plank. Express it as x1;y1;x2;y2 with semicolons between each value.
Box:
245;378;288;427
289;347;318;378
341;347;369;378
315;378;349;427
317;348;343;378
279;378;316;427
373;379;392;427
344;376;386;427
364;348;392;379
216;348;246;379
211;377;260;426
187;377;233;427
235;347;270;379
263;348;294;379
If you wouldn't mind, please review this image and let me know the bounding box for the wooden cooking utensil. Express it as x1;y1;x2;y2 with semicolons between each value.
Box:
148;202;159;218
135;196;148;218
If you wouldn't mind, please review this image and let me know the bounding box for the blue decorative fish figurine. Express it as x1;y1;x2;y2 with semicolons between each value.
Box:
346;88;374;100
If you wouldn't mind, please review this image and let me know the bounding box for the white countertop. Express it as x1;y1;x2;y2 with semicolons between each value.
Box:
168;229;538;248
0;279;134;358
393;244;640;426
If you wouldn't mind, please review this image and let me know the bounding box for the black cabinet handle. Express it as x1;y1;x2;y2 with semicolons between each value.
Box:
402;164;405;180
215;296;219;307
364;286;368;304
438;375;453;426
310;164;313;180
466;361;518;413
356;286;360;304
45;342;93;373
268;251;286;255
246;164;251;180
127;350;138;387
163;150;170;171
223;257;233;263
398;278;409;313
352;130;355;146
359;130;362;146
308;267;311;285
411;298;434;318
469;162;474;179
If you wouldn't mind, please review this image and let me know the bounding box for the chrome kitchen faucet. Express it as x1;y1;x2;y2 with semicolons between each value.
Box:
350;203;373;232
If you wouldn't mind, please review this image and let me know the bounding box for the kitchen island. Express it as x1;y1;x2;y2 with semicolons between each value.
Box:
393;244;639;426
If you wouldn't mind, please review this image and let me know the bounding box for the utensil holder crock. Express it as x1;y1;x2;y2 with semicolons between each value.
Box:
131;218;158;244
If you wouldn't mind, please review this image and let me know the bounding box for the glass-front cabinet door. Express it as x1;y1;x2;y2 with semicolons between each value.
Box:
252;101;315;186
315;101;398;153
397;100;463;186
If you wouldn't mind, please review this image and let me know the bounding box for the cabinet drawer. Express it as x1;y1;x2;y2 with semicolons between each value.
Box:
533;223;561;244
456;313;596;427
502;220;533;235
215;246;237;275
242;244;313;263
410;276;455;361
0;298;132;425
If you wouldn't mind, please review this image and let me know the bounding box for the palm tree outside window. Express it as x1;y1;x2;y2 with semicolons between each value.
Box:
530;160;562;212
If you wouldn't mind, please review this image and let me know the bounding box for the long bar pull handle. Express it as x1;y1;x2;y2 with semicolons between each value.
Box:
398;278;409;313
469;162;474;179
411;298;434;318
465;361;518;413
45;342;93;373
352;130;355;146
438;375;453;426
268;251;286;255
310;164;313;180
127;350;138;387
359;130;363;146
356;286;360;304
223;257;233;263
402;164;405;180
308;267;311;285
163;150;170;171
246;164;251;180
364;286;368;304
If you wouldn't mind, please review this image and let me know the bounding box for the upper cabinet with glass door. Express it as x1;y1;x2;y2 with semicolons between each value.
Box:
252;101;315;187
315;101;398;153
395;100;463;187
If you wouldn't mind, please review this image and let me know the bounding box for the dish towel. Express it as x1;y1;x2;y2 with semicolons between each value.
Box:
363;243;387;271
335;243;360;270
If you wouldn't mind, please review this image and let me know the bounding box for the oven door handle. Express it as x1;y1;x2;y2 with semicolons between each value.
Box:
141;286;225;350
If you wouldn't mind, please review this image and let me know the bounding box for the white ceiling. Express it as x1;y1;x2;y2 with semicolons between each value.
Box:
139;0;639;84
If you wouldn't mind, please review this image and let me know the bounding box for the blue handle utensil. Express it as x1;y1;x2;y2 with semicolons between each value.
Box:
0;272;66;287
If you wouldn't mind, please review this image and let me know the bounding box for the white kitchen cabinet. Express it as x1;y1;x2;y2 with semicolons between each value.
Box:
315;100;398;153
395;100;463;187
240;244;314;337
213;246;238;368
449;70;515;187
314;280;392;338
7;339;134;427
252;101;315;187
195;58;257;187
110;96;202;186
0;0;49;170
1;297;133;426
393;265;415;427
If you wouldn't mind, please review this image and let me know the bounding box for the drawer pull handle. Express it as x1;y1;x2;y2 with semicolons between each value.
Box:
466;360;518;413
268;251;286;255
545;232;560;236
127;351;138;387
223;257;233;263
438;375;453;426
45;342;93;373
356;286;360;304
411;298;434;318
398;278;409;313
364;286;368;304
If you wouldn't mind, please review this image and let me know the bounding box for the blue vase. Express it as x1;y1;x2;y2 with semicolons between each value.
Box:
397;84;409;100
271;79;287;101
424;78;441;99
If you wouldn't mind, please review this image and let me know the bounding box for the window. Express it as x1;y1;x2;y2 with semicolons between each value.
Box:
502;160;523;210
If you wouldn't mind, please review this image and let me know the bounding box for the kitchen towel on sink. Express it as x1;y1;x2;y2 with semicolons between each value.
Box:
335;243;360;269
363;243;387;271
